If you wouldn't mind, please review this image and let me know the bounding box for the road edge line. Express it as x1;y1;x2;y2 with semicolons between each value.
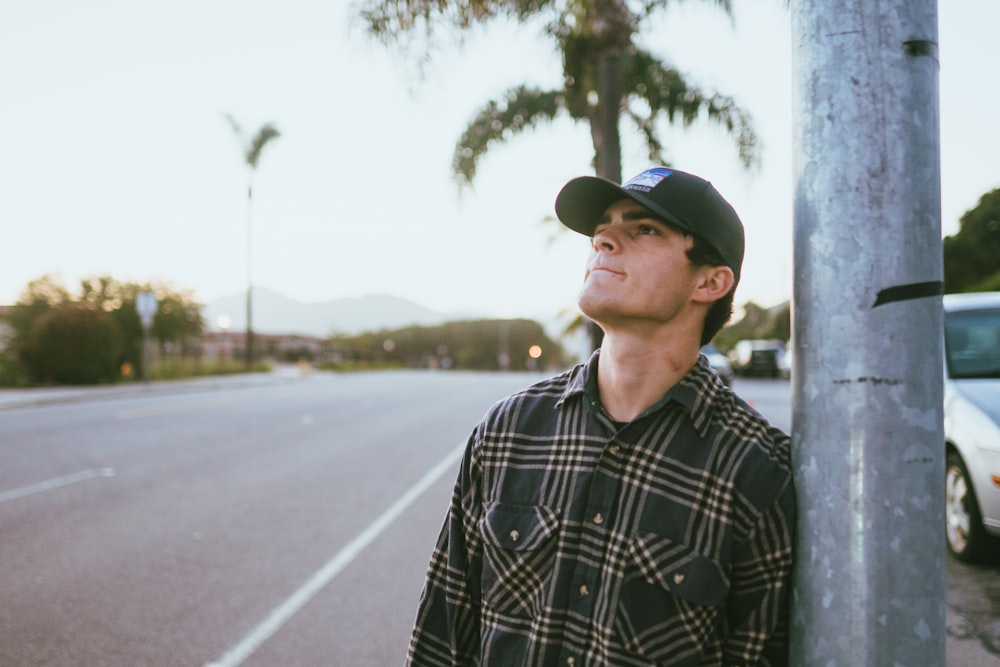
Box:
204;440;465;667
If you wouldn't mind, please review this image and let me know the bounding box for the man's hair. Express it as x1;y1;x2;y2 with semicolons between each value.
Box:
685;235;735;345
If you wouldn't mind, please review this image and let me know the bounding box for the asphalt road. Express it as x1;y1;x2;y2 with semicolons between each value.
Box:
1;370;997;666
1;370;544;666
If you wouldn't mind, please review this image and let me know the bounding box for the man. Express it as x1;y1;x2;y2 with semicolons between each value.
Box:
406;167;795;666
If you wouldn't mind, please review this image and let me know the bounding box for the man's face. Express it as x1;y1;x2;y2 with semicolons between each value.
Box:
577;198;702;330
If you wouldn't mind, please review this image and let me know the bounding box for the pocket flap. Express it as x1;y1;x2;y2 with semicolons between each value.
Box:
482;502;557;550
630;533;730;606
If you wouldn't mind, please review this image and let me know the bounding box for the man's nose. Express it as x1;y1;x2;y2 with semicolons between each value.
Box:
592;228;617;252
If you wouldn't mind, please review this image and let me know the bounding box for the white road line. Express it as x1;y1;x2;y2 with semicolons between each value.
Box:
204;441;465;667
0;468;116;504
115;395;240;420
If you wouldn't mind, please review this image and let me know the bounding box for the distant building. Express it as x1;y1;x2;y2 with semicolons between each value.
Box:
200;331;330;363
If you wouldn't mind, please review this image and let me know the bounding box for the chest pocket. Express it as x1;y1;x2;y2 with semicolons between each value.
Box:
615;532;731;662
479;502;559;619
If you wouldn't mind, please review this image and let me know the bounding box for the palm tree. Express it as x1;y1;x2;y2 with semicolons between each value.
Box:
358;0;761;347
357;0;759;188
225;115;281;370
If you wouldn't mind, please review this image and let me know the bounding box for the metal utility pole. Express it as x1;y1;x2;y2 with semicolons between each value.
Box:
790;1;945;665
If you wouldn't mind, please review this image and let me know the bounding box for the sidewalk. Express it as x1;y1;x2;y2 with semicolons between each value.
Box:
0;365;309;411
946;604;999;666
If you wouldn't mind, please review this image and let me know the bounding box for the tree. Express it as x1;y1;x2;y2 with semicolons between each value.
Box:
714;300;789;352
326;319;568;370
943;188;1000;293
21;305;123;385
356;0;760;188
77;276;206;374
77;275;144;377
5;275;71;379
357;0;764;347
149;289;205;355
225;115;281;370
5;275;205;385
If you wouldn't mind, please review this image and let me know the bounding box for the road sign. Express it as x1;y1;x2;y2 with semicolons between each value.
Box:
136;291;157;330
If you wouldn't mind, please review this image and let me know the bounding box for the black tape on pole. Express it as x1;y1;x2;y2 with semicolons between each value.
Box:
872;281;944;308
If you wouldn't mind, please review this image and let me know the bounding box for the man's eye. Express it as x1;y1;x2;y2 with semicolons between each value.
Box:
636;224;660;235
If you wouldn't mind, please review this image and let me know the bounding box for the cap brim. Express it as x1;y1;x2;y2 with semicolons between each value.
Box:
554;175;695;237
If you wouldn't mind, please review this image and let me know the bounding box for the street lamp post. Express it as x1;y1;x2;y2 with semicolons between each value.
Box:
245;179;254;371
225;114;280;372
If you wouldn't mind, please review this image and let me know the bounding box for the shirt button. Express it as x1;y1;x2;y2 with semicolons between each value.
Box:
593;513;604;525
608;444;620;456
674;573;685;585
579;584;590;597
510;530;520;542
567;658;576;667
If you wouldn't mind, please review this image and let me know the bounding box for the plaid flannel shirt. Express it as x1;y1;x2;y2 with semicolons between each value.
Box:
407;351;795;667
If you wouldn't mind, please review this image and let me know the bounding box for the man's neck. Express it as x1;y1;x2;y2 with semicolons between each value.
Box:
596;330;701;422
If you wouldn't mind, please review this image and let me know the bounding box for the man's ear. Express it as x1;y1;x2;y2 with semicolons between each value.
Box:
693;266;735;304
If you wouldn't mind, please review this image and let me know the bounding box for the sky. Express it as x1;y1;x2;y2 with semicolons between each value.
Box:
2;0;997;328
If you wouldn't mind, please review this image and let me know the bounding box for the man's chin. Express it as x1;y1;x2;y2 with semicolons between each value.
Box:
577;294;617;327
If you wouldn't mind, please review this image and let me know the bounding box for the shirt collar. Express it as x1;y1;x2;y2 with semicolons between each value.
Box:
559;349;723;437
557;349;595;409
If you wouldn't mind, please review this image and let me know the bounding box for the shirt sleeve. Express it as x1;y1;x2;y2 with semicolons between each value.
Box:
405;429;484;666
722;475;796;666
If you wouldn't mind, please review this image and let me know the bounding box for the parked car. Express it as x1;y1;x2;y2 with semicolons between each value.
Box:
943;291;1000;561
729;339;787;378
778;345;792;379
702;343;734;386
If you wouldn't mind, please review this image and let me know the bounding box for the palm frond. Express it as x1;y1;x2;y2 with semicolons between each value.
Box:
246;124;281;168
700;93;758;169
224;113;243;139
357;0;556;41
224;115;281;168
624;49;759;169
452;85;565;185
635;0;733;21
624;108;666;164
357;0;766;188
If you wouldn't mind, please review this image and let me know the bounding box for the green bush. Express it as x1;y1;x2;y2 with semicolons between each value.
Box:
22;306;123;384
146;358;270;380
3;274;211;386
0;349;30;387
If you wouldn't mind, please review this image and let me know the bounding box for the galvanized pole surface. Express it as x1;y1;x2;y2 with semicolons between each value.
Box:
790;1;945;665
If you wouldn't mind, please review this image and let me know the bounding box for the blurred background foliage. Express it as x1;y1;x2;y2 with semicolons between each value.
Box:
943;187;1000;293
322;319;567;372
1;275;204;386
0;183;995;386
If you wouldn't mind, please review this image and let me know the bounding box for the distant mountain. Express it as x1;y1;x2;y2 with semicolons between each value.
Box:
202;288;477;337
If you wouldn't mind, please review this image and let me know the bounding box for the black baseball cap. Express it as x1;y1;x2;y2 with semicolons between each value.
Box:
554;167;745;284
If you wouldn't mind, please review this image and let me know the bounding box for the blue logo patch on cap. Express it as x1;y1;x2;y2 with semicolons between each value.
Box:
622;167;673;193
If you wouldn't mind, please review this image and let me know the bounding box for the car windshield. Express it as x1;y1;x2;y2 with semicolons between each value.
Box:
945;307;1000;379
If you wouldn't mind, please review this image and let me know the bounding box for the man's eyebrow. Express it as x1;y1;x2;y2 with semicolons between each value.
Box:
597;207;667;226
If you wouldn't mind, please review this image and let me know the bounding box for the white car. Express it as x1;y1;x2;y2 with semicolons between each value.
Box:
943;291;1000;562
701;343;734;386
